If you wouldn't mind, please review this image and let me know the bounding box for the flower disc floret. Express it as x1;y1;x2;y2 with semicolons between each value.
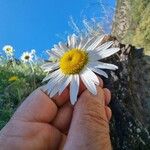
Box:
60;48;88;75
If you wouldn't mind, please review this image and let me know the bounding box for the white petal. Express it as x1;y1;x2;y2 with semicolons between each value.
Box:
95;41;114;52
43;65;59;72
46;70;63;94
67;35;72;48
47;70;63;85
80;70;97;95
41;62;56;69
42;62;59;72
88;51;101;61
49;49;62;57
40;84;49;92
50;77;65;97
51;48;64;56
49;84;59;97
88;61;118;70
59;42;68;52
75;36;80;48
59;75;72;95
97;48;120;59
87;41;115;61
87;35;105;51
89;67;108;78
42;68;60;82
78;36;85;49
85;67;99;85
81;36;96;50
70;34;78;48
47;50;60;59
70;75;79;105
54;44;65;53
42;75;52;83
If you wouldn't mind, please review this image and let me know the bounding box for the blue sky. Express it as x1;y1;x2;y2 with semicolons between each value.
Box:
0;0;116;58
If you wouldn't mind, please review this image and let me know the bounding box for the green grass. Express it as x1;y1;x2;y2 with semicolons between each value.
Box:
123;0;150;55
0;60;45;129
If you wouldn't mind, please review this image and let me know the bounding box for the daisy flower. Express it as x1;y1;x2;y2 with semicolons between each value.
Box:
21;51;33;63
3;45;14;56
41;34;120;105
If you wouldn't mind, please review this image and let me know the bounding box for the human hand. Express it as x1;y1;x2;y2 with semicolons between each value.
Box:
0;79;112;150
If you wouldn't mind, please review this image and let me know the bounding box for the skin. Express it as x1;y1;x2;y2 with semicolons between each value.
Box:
0;79;112;150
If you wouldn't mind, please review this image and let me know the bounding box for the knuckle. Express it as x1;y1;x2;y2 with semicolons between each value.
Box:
76;95;108;125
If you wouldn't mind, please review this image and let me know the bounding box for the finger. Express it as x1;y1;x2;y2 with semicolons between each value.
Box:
105;106;112;121
64;87;111;150
77;86;108;123
52;88;70;107
13;89;58;123
78;80;86;95
38;125;67;150
103;88;111;105
59;134;67;150
52;102;73;133
38;124;66;150
98;77;104;88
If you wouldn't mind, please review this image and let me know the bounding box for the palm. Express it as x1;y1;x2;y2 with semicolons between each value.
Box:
10;121;67;150
1;89;72;150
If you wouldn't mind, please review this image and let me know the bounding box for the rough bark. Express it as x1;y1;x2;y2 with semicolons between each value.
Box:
103;37;150;150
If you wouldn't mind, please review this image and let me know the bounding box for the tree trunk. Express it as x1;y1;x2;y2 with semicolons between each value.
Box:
104;39;150;149
108;0;150;149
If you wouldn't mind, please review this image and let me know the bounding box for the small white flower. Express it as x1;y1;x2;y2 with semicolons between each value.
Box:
21;51;33;63
31;49;36;55
3;45;14;56
41;34;120;105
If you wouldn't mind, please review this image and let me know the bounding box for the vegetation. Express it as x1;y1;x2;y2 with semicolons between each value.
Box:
123;0;150;55
0;59;45;129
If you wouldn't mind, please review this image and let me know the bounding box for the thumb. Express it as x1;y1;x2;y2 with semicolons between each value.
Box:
64;87;112;150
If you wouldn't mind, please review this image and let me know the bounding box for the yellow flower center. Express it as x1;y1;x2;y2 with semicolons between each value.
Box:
60;48;88;75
